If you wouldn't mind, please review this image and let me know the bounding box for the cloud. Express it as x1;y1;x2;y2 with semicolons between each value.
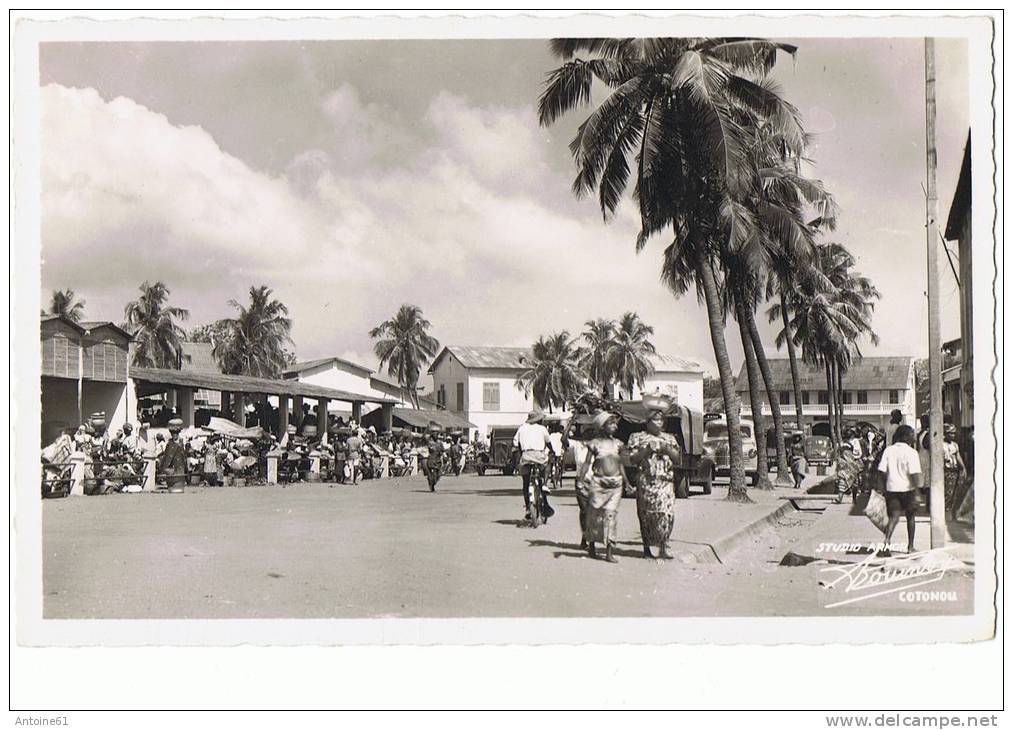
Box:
41;82;720;373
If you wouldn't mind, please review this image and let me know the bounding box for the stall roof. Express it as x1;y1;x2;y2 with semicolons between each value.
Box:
387;407;475;430
131;366;396;405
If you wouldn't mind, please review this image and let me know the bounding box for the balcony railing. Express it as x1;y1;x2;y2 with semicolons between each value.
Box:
741;403;899;416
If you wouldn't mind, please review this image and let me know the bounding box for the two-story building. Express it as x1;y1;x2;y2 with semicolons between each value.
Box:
41;314;133;444
428;346;705;439
734;356;916;433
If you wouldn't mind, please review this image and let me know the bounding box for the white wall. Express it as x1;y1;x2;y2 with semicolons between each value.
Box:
633;371;704;412
291;362;389;414
467;370;536;439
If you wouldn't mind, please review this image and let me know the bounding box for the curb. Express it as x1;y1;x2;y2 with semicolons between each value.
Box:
679;497;798;564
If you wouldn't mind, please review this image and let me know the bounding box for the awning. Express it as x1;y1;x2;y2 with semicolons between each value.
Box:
206;416;264;439
130;366;396;405
388;408;475;430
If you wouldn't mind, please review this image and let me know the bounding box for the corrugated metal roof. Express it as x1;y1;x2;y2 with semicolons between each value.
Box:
650;353;704;373
388;408;475;430
432;346;532;371
79;321;133;340
283;356;373;376
180;342;221;374
734;356;914;392
130;366;396;404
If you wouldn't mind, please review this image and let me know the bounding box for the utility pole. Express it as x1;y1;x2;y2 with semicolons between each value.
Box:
924;38;946;548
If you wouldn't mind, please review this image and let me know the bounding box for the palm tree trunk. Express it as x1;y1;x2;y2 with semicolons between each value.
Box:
824;359;835;447
737;313;770;491
744;305;792;487
698;259;750;502
780;293;805;429
836;363;845;439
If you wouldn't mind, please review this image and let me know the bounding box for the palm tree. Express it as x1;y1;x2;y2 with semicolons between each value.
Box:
215;286;293;378
577;317;617;397
608;312;656;399
731;149;837;488
123;281;189;368
539;36;802;501
370;305;440;408
46;289;86;322
516;331;585;412
782;243;880;447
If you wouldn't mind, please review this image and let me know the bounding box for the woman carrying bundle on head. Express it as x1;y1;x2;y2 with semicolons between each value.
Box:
577;410;630;564
628;395;682;561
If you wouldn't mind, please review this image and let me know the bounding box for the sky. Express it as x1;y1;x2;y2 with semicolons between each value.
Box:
38;37;969;378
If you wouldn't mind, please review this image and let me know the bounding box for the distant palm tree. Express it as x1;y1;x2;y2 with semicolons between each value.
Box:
608;312;656;400
370;305;440;409
577;317;617;397
516;331;584;412
215;286;293;378
123;281;189;368
46;289;86;323
784;243;880;446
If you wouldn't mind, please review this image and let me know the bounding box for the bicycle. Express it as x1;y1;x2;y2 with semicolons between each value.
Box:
524;462;548;526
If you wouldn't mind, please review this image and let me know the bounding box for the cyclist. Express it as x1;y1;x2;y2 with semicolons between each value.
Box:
513;409;554;526
547;421;565;489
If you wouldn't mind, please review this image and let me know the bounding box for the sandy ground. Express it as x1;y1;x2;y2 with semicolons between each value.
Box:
42;472;974;619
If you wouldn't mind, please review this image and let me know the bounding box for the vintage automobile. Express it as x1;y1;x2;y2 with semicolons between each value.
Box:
702;418;761;486
475;425;519;476
805;434;833;471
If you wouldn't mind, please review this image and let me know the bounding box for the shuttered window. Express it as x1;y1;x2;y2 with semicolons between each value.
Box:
482;382;500;411
81;339;128;382
456;382;465;412
41;333;80;378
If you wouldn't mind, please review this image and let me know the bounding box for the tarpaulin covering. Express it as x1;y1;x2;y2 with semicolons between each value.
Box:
206;417;264;439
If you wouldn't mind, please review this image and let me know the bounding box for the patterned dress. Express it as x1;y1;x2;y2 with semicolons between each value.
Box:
628;431;680;548
582;437;625;546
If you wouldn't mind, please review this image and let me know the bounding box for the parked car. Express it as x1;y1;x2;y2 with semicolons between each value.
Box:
702;418;760;486
476;425;519;476
805;434;833;470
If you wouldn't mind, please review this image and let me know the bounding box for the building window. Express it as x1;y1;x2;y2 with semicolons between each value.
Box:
437;384;446;408
857;390;868;405
779;391;790;406
842;391;852;405
818;390;829;405
482;382;500;411
889;389;900;404
456;382;464;412
802;391;810;405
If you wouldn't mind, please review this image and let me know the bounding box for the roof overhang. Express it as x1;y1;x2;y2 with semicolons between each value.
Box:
130;366;397;405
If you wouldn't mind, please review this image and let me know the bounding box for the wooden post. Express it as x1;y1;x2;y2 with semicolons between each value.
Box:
179;387;195;428
278;395;290;438
925;38;946;548
317;398;329;444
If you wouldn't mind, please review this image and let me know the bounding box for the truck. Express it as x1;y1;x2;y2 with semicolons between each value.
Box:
475;425;520;476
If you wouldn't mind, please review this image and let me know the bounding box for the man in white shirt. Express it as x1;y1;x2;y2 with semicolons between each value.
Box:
878;424;922;555
513;410;553;524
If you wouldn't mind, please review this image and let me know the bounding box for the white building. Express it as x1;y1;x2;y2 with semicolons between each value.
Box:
428;346;533;439
428;346;706;439
629;353;705;412
734;356;917;433
282;356;437;415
